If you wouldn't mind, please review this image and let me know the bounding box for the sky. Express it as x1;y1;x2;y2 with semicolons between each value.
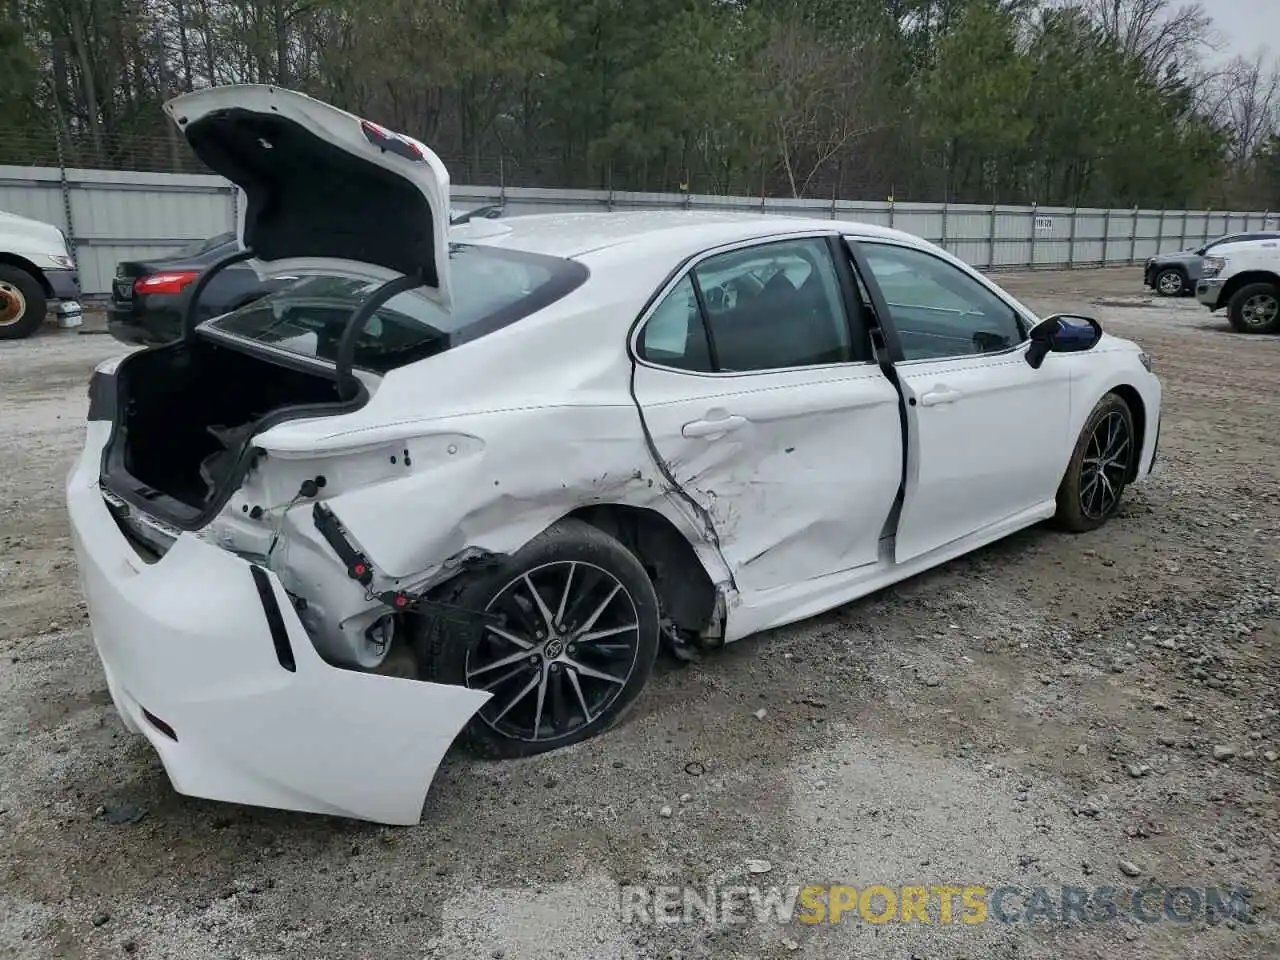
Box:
1210;0;1278;63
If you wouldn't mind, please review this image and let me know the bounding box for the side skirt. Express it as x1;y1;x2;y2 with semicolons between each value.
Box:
722;499;1057;642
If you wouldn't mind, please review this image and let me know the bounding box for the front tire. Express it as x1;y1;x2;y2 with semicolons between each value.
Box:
1054;393;1135;533
412;518;660;759
1226;281;1280;333
0;265;47;340
1154;268;1185;297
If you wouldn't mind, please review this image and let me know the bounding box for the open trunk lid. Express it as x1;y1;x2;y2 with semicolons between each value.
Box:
163;84;453;307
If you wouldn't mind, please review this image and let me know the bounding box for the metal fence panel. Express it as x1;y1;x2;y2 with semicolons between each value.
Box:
1;165;1273;295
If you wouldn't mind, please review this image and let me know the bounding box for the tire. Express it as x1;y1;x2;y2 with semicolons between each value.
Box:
0;265;48;340
1153;268;1185;297
412;518;660;759
1053;393;1136;533
1226;281;1280;334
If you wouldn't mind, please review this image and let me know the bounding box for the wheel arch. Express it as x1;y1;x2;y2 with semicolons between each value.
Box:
567;503;720;636
1107;384;1147;483
1220;270;1280;306
0;253;52;297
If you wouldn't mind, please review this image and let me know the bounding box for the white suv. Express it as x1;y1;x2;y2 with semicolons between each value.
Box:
1194;237;1280;333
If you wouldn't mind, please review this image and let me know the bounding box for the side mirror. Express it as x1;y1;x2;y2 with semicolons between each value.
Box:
1025;314;1103;369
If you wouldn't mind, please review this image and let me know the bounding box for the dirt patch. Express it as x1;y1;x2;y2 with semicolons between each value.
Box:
1;267;1277;959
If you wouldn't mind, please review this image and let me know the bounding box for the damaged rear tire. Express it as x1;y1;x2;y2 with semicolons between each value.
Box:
411;518;660;759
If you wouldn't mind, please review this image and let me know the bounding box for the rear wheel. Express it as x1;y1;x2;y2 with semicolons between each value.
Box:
1054;393;1135;533
1154;268;1185;296
1226;282;1280;333
412;518;660;759
0;265;47;340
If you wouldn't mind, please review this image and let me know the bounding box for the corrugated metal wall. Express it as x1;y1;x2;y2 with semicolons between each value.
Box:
2;165;1275;296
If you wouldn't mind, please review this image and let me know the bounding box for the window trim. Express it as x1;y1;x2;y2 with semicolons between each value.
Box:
629;230;876;378
846;237;1035;366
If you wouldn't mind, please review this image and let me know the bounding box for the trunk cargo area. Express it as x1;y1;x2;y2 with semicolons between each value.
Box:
103;336;350;525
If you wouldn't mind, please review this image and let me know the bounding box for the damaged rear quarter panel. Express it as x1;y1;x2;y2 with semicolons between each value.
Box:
299;404;711;581
244;260;735;596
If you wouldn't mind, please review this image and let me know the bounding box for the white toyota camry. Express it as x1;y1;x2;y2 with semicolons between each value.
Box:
67;86;1163;825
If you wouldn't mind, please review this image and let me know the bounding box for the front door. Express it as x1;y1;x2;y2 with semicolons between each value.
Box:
631;235;904;595
851;240;1073;564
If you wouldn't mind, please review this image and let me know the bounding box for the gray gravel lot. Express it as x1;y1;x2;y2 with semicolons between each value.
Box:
1;268;1277;959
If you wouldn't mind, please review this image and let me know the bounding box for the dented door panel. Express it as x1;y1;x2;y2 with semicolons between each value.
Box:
631;363;903;595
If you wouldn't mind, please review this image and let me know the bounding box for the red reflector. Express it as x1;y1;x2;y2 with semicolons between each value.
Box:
134;271;200;296
354;564;366;575
141;708;178;742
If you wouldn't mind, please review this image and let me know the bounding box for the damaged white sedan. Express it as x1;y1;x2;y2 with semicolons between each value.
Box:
67;85;1162;825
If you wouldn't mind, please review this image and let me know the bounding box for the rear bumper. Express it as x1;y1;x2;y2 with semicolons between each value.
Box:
106;297;182;345
66;422;489;825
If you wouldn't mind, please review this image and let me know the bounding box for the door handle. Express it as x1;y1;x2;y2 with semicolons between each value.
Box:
682;415;747;438
918;385;962;407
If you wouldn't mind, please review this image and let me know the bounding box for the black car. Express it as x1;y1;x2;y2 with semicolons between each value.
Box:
108;207;505;346
107;232;295;345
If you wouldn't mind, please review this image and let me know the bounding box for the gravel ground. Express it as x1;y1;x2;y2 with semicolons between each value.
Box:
1;268;1277;960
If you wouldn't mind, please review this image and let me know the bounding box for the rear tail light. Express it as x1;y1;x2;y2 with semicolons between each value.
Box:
134;271;199;296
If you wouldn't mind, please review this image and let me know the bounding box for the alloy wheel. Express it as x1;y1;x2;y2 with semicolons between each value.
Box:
0;281;26;326
1157;272;1183;295
1080;411;1131;520
1239;293;1279;329
466;561;642;743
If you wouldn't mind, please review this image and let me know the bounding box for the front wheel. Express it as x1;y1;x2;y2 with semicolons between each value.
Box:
1154;268;1185;297
1227;281;1280;333
0;265;47;340
1053;394;1136;533
412;518;660;759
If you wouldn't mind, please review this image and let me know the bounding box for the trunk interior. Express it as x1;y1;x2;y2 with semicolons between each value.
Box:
103;335;356;527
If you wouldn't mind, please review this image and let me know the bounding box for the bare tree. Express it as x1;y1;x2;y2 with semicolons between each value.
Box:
754;23;886;199
1215;54;1280;170
1075;0;1214;79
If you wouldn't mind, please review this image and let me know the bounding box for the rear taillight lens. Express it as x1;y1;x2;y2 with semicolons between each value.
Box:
134;271;199;295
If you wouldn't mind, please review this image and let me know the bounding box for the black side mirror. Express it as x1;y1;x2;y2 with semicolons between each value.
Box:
1025;314;1103;369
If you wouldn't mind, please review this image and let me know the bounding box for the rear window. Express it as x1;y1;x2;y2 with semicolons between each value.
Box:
206;244;587;373
175;232;236;257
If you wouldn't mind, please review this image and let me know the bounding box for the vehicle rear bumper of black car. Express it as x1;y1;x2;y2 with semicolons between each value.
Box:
107;298;184;346
45;267;81;301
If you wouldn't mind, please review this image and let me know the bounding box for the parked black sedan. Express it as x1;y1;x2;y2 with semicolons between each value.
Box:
107;232;295;345
107;207;505;346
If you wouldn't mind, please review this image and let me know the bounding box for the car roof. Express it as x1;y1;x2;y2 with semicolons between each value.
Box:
456;210;934;261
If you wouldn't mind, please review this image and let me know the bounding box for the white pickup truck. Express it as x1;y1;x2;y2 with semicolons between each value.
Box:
1194;237;1280;333
0;209;82;339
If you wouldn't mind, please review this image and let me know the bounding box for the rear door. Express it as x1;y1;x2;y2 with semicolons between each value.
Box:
846;239;1073;564
630;234;903;596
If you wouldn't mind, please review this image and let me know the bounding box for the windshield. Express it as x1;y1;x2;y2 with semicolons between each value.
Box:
207;244;587;373
176;232;235;258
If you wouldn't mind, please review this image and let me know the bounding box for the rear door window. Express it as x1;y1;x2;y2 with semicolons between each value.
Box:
637;237;862;373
